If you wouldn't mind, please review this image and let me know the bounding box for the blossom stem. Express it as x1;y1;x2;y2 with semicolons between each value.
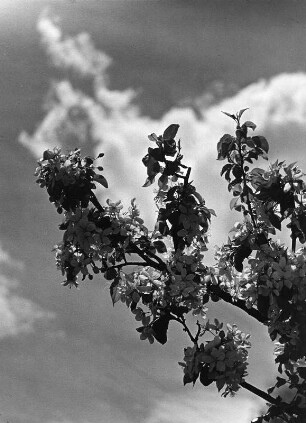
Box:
171;314;197;344
237;136;257;228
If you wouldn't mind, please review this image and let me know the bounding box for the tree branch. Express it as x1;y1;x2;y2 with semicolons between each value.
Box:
208;283;267;324
129;242;168;271
241;381;279;405
184;167;191;187
90;191;104;212
104;261;149;271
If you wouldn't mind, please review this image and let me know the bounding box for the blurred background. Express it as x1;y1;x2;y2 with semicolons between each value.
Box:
0;1;306;422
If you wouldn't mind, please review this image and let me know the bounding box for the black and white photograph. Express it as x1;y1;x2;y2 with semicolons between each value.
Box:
0;1;306;422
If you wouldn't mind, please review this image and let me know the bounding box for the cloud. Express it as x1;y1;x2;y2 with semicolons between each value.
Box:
0;241;24;269
0;272;55;338
20;13;306;249
37;11;112;78
144;389;260;423
19;80;102;155
0;243;55;338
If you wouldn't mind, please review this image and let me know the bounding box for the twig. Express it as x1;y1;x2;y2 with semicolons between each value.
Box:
129;242;167;271
241;381;279;405
169;314;197;344
90;191;104;212
104;261;149;271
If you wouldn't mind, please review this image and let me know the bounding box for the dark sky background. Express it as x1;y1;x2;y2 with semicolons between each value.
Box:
0;1;306;423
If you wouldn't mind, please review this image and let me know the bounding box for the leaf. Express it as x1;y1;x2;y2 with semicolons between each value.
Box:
202;293;210;304
177;228;187;237
252;136;269;153
234;243;252;272
245;137;255;148
148;147;164;162
183;373;195;386
269;329;277;341
269;213;282;230
297;367;306;379
230;197;239;210
152;314;171;344
257;294;270;318
93;174;108;188
155;220;169;236
217;134;235;160
276;377;287;388
200;365;214;386
105;268;118;280
43;149;55;160
247;150;259;161
193;191;204;203
214;318;222;329
255;233;268;246
229;182;242;195
163;124;179;140
158;174;168;188
224;168;232;182
220;163;232;177
287;161;297;170
243;121;256;130
249;167;265;177
216;378;226;392
110;279;121;305
148;133;159;142
153;240;167;253
238;108;249;119
221;111;236;121
211;293;220;302
143;177;155;187
171;305;189;317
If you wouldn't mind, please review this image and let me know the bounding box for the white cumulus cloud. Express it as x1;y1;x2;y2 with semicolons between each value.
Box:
37;11;111;78
0;274;54;337
0;243;55;338
20;13;306;250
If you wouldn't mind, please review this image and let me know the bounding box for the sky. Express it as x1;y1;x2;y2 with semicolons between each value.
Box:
0;1;306;422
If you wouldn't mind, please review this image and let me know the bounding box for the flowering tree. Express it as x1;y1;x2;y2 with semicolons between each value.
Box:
35;109;306;422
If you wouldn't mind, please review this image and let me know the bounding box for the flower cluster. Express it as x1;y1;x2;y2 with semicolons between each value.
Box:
53;196;154;288
35;148;107;212
180;321;250;396
167;249;208;315
155;182;214;252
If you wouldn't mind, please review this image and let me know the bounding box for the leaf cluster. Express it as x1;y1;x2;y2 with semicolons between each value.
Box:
35;148;107;213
